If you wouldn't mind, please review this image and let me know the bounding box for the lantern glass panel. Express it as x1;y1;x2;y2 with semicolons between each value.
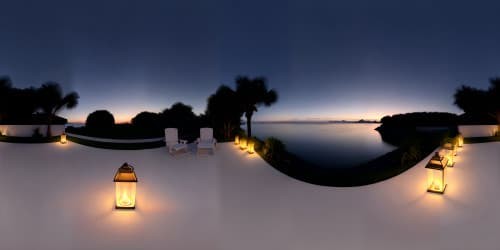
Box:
115;182;137;208
457;136;464;147
444;143;457;156
442;144;456;167
60;133;67;144
427;168;446;193
234;135;240;145
240;138;247;150
446;153;454;167
247;140;255;154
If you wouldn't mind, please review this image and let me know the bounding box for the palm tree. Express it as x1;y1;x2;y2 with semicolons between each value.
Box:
38;83;79;137
235;76;278;137
205;85;243;140
454;78;500;128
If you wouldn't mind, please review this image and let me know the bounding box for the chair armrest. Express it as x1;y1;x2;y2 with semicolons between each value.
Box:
179;139;188;144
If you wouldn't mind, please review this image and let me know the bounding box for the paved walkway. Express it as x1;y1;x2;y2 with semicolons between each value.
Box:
0;141;498;250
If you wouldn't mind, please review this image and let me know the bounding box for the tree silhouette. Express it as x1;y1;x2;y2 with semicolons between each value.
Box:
235;76;278;137
0;77;40;123
13;87;39;122
488;78;500;124
160;102;199;137
86;110;115;129
205;85;243;140
454;86;489;115
454;78;500;126
131;111;161;129
0;77;12;121
38;83;79;136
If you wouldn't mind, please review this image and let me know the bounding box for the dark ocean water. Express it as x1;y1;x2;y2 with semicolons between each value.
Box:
250;123;396;168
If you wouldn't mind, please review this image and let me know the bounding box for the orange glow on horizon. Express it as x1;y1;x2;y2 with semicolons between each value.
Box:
66;106;455;124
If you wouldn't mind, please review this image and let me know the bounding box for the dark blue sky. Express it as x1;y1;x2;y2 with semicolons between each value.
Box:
1;0;499;122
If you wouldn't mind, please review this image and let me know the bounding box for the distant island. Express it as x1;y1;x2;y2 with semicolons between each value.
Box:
254;119;380;124
330;119;380;124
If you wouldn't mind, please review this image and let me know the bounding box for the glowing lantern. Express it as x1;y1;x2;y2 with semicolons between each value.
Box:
240;137;248;150
234;135;240;145
60;132;67;144
444;142;457;156
457;134;464;147
247;139;255;154
425;152;448;194
113;163;138;209
442;143;456;167
438;148;446;158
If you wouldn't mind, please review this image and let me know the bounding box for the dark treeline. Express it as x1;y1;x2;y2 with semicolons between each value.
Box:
0;75;278;141
68;103;204;140
69;76;278;141
379;112;459;128
454;78;500;125
0;77;79;136
376;112;459;147
378;78;500;130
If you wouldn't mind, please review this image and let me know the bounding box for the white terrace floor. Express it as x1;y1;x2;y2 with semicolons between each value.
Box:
0;141;499;250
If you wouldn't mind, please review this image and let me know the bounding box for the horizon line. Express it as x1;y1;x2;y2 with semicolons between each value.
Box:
67;118;381;124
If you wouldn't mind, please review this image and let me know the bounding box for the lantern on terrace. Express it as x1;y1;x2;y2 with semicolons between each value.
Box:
444;142;457;156
425;152;448;194
442;143;456;167
247;139;255;154
240;137;248;150
60;132;67;144
457;134;464;147
113;163;138;209
234;135;240;145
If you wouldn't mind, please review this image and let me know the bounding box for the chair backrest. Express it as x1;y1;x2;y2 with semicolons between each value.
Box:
200;128;213;141
165;128;179;142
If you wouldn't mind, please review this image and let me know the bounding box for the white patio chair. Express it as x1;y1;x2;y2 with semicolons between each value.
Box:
165;128;188;155
196;128;217;155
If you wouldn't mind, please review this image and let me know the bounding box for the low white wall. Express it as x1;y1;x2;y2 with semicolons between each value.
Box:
66;132;164;143
459;125;499;138
0;125;65;137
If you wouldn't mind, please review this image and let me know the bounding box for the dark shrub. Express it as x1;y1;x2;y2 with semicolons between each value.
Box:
400;144;422;167
131;112;161;129
263;137;286;162
379;112;459;128
86;110;115;129
160;102;199;140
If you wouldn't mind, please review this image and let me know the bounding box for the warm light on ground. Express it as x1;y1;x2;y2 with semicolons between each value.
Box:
0;142;498;249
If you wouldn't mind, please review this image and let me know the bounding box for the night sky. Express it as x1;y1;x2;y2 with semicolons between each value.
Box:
1;0;499;122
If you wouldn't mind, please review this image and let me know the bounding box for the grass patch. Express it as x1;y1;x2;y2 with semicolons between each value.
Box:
67;136;165;150
0;135;60;143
